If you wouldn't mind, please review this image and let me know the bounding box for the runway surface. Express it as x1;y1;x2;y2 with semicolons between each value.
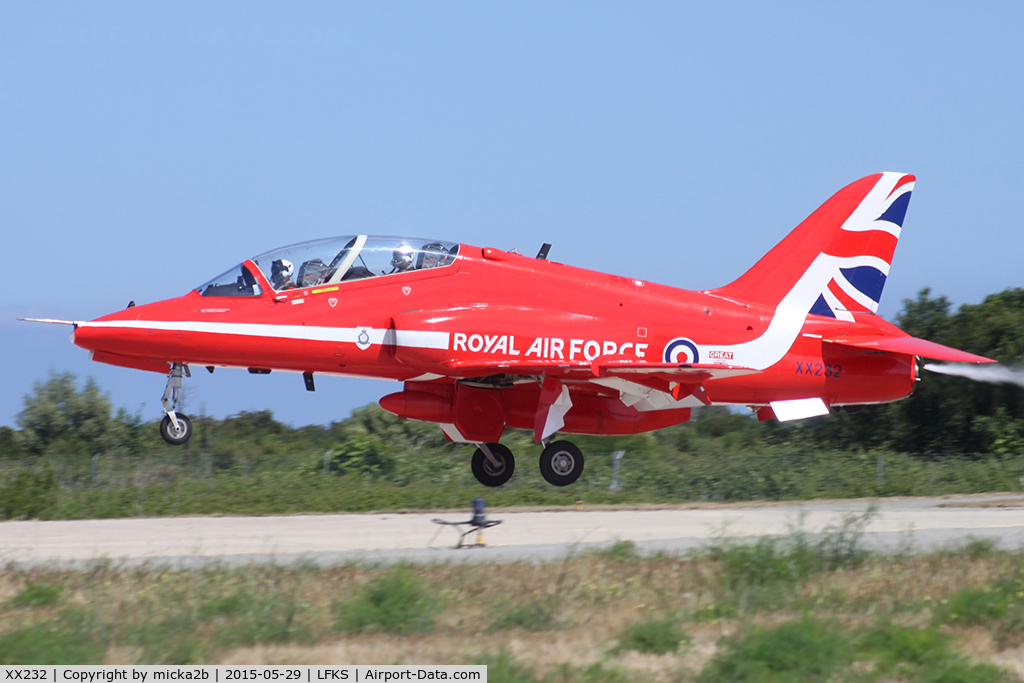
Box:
3;495;1024;568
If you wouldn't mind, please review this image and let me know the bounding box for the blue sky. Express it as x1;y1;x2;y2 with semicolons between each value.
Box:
2;3;1022;427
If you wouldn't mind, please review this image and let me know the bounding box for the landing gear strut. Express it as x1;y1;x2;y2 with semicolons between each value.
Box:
471;443;515;487
159;363;193;446
539;440;585;486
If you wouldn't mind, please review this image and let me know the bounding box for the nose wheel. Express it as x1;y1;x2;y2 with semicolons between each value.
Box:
539;440;585;486
159;363;193;446
160;413;193;445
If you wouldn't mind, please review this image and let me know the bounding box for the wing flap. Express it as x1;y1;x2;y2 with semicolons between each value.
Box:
825;335;994;364
429;358;761;381
598;361;760;381
432;358;583;376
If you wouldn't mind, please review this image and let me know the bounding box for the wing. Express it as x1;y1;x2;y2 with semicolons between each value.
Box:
429;357;758;381
421;357;760;438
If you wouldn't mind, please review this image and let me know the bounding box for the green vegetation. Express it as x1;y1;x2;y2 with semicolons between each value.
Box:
697;507;874;615
589;540;639;561
7;582;62;609
333;565;438;634
1;535;1021;675
488;600;561;632
7;424;1024;520
615;616;687;654
699;618;853;682
699;618;1011;683
0;608;106;665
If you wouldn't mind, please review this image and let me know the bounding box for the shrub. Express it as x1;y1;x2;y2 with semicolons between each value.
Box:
0;467;57;520
699;618;851;682
474;649;538;683
937;587;1011;625
131;617;207;665
8;582;62;609
488;601;560;632
547;662;633;683
334;565;438;634
0;609;106;664
857;623;952;672
616;616;687;654
211;592;308;647
198;590;253;619
591;540;639;561
915;659;1013;683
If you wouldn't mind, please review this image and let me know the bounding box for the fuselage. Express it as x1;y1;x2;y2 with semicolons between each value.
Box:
72;240;916;437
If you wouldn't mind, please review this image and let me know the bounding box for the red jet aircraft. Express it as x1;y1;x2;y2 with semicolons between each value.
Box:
25;172;993;487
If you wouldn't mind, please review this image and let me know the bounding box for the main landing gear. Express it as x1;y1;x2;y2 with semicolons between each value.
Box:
539;441;585;487
159;363;193;446
471;443;515;487
470;440;585;488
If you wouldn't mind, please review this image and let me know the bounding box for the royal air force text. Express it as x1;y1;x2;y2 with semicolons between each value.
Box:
452;333;648;361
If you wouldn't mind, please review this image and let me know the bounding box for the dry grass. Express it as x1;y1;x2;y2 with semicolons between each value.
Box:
2;548;1023;679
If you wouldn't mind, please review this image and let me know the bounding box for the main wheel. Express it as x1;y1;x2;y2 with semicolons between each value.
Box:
471;443;515;487
160;413;193;446
539;441;585;486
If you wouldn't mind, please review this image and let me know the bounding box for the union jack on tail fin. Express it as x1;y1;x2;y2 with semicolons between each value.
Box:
711;172;914;319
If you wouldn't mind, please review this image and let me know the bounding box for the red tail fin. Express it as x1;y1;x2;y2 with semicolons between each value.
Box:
711;173;915;320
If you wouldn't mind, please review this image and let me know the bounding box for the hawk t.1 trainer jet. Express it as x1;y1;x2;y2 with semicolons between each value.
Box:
24;173;993;487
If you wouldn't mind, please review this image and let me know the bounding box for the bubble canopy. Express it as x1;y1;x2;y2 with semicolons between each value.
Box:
195;235;460;297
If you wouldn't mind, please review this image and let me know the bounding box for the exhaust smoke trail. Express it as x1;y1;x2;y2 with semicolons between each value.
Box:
924;363;1024;388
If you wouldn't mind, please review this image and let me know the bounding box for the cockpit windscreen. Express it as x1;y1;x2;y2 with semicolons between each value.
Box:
195;236;460;296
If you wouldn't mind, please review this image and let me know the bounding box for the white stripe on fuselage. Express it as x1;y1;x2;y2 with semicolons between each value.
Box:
80;320;450;350
699;252;892;370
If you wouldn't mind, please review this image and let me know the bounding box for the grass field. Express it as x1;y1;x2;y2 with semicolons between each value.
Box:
2;526;1024;681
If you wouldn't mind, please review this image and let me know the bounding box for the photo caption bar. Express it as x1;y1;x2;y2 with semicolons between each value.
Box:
0;667;485;683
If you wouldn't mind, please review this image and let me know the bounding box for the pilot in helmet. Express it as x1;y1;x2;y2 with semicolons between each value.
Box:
271;259;295;290
391;244;416;272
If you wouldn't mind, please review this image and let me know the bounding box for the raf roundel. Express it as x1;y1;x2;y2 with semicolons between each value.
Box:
356;327;372;351
663;337;699;364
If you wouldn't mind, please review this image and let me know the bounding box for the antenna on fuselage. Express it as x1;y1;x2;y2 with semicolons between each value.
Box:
536;243;551;260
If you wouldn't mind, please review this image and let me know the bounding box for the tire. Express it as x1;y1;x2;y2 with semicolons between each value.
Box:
539;440;585;486
471;443;515;487
160;413;193;446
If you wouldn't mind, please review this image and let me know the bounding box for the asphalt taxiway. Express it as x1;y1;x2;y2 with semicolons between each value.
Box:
2;494;1024;568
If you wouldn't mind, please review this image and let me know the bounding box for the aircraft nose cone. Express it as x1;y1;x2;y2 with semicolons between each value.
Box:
72;320;143;354
71;323;101;351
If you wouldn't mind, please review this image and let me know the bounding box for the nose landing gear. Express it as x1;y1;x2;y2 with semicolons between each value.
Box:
159;363;193;446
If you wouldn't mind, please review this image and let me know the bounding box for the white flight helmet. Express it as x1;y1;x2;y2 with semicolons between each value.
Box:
271;259;294;283
391;244;415;270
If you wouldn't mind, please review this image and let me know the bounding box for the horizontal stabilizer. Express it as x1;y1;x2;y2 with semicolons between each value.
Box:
825;335;994;364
